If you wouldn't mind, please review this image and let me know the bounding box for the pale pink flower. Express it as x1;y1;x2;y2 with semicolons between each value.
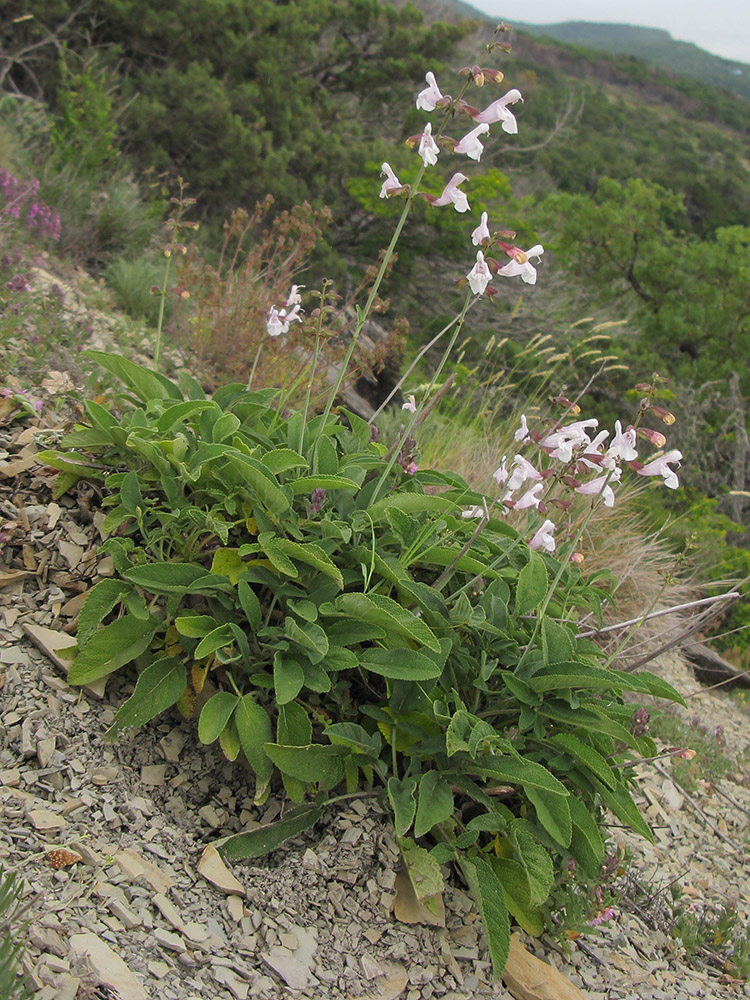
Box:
636;450;682;489
416;71;444;111
462;504;486;519
575;468;621;508
541;418;599;463
492;456;509;486
507;454;543;492
402;394;417;413
471;211;491;246
514;482;544;510
472;89;523;133
497;244;544;285
431;172;470;213
454;123;490;162
286;285;304;307
515;414;531;443
606;420;638;464
467;251;492;295
529;519;556;552
380;162;404;199
418;122;440;166
266;301;302;337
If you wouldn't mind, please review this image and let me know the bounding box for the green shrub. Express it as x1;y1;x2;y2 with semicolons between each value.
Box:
40;352;684;976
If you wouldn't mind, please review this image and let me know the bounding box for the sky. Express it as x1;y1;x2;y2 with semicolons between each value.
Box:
464;1;750;64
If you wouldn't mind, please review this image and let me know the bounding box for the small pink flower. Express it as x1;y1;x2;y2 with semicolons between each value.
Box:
492;456;509;486
406;461;418;475
636;449;682;489
380;162;404;199
416;71;444;111
431;172;470;213
529;519;556;552
507;455;543;492
575;469;621;508
515;414;531;443
454;123;490;162
285;285;304;308
462;504;486;519
467;250;492;295
541;418;599;463
497;244;544;285
418;123;440;166
472;211;491;246
266;301;302;337
514;482;544;510
607;420;638;464
402;394;417;413
472;89;523;133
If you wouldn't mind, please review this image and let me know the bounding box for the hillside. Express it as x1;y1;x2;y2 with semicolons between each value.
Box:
513;21;750;102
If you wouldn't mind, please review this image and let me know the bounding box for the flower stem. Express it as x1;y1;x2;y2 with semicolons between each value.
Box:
153;254;172;372
317;161;427;439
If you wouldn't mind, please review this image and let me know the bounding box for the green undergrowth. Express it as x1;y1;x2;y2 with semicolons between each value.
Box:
38;350;687;976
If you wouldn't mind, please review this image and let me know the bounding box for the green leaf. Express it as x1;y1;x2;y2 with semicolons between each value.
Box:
218;804;324;861
284;618;328;662
194;624;235;659
526;787;572;846
212;412;241;442
123;562;208;594
37;449;104;478
550;733;617;789
77;579;131;648
226;453;291;514
596;779;654;842
105;656;186;741
84;350;182;402
238;581;262;631
510;824;554;906
540;701;637;747
462;857;510;978
491;857;545;936
334;593;441;652
474;756;569;797
69;617;156;685
567;795;605;876
325;723;381;758
219;713;241;761
174;615;219;639
541;618;575;664
274;656;305;705
210;549;245;585
155;400;215;432
515;550;548;616
367;493;459;520
277;702;312;746
263;743;348;786
198;691;239;744
261;448;308;474
235;696;272;803
387;776;417;836
414;771;454;838
268;539;344;589
358;647;443;680
289;475;360;494
119;471;144;516
399;837;444;903
632;672;686;706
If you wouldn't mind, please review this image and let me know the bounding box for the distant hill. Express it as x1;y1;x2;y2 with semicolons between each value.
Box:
513;22;750;101
391;0;750;101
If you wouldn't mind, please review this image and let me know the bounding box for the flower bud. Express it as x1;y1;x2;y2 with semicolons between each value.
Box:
634;382;652;392
637;427;667;448
570;551;584;564
552;395;581;415
676;748;696;760
651;405;676;425
150;285;161;295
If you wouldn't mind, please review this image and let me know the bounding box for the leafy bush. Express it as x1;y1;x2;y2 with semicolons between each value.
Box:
40;351;684;975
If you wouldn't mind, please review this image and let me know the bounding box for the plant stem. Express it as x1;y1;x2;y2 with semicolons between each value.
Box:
317;161;427;439
153;253;172;372
247;339;264;390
